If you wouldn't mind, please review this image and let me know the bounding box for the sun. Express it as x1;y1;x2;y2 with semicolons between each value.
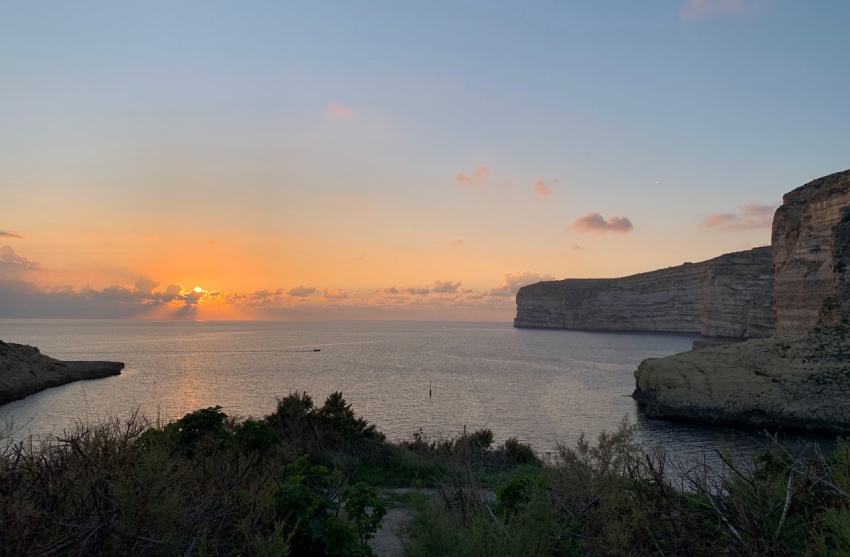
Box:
193;286;205;293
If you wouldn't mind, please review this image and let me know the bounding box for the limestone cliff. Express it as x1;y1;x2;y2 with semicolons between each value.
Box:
515;247;774;338
773;170;850;335
0;341;123;405
634;169;850;431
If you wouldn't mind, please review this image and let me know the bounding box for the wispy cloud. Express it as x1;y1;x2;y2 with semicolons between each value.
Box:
571;213;633;234
326;101;356;119
701;203;776;231
455;166;492;186
0;231;22;239
286;285;317;297
681;0;762;21
533;177;556;197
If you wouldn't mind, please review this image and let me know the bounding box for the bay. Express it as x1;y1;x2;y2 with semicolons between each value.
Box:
0;319;825;457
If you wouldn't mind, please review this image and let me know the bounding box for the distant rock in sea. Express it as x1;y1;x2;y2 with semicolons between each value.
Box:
0;340;123;405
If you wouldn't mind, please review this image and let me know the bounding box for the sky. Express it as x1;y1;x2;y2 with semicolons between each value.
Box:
1;0;848;321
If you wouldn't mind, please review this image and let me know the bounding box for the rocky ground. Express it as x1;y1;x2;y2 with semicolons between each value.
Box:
634;324;850;432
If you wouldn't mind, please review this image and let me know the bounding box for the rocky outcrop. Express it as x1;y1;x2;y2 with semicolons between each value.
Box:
634;169;850;431
773;170;850;335
634;326;850;432
515;247;774;338
0;341;123;404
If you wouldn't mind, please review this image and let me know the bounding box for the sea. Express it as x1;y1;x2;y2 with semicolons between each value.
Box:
0;319;833;459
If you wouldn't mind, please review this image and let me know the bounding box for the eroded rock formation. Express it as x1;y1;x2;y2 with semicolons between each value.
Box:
0;340;123;404
634;327;850;432
773;170;850;335
515;247;774;338
634;169;850;431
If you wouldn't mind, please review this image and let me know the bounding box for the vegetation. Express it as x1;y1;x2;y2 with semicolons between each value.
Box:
1;392;850;556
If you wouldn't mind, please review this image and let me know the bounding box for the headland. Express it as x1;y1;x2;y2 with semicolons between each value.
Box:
0;340;124;404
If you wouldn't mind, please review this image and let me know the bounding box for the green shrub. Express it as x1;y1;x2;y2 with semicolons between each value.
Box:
266;391;386;458
234;419;280;456
169;405;230;456
495;472;548;516
504;437;539;466
274;456;378;556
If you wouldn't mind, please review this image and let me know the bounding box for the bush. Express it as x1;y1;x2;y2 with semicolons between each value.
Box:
266;391;386;458
504;437;539;466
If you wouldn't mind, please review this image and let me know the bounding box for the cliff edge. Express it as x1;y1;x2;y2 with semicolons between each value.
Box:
515;247;774;338
0;340;124;405
634;169;850;431
773;170;850;335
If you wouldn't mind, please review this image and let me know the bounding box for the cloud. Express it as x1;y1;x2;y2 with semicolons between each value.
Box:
326;102;356;119
453;240;463;246
484;271;556;298
571;244;582;250
0;246;41;279
162;283;184;300
571;213;634;234
134;276;161;295
0;231;22;239
323;288;348;299
0;250;542;321
286;285;317;297
701;203;776;231
681;0;762;21
432;280;462;294
533;177;556;197
405;287;430;295
455;166;492;186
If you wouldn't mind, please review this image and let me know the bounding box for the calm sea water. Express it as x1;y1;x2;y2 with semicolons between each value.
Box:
0;319;829;456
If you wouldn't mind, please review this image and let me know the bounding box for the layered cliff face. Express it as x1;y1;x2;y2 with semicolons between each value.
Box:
515;247;774;339
634;169;850;431
773;170;850;335
0;340;124;404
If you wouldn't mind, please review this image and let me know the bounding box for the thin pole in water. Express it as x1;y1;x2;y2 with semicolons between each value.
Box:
429;380;432;397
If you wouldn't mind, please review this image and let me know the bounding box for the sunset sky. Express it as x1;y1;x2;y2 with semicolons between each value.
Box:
1;1;848;320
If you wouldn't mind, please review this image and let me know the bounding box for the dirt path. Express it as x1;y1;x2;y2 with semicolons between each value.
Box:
367;488;426;557
367;487;495;557
368;506;411;557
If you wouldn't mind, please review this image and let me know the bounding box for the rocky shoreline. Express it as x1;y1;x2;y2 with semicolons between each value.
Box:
634;325;850;432
515;168;850;432
0;340;124;405
631;169;850;431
